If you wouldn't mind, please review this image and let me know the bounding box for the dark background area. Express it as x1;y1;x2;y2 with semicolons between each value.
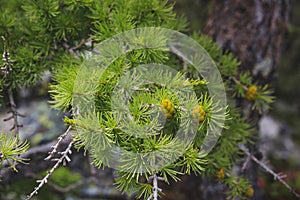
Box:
173;0;300;199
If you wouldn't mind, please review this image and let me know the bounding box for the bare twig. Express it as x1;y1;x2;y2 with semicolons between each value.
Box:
25;131;73;200
6;90;24;136
44;126;72;161
147;174;164;200
1;36;12;77
242;153;251;171
240;146;300;199
0;134;73;183
72;37;92;51
1;36;24;136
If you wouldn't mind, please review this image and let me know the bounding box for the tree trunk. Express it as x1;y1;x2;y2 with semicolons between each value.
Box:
204;0;290;80
202;0;291;199
167;1;291;199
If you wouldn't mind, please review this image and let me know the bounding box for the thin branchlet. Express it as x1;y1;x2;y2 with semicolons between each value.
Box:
147;174;164;200
6;89;24;136
1;36;12;78
240;146;300;199
62;37;92;58
1;36;24;137
44;126;72;161
25;127;73;200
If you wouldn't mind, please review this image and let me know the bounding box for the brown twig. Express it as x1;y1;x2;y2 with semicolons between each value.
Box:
62;37;92;57
7;90;23;136
72;37;92;51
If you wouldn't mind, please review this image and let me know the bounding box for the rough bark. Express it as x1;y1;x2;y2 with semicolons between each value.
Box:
202;0;291;199
204;0;290;80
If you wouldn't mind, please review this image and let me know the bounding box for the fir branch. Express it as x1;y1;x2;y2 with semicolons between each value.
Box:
240;146;300;199
147;174;164;200
0;133;29;171
26;135;73;200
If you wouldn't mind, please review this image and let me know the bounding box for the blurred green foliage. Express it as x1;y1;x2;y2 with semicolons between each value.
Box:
43;167;82;188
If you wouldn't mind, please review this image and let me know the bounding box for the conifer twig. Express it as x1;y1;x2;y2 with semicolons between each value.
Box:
240;146;300;199
147;174;164;200
44;126;72;161
25;129;73;200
